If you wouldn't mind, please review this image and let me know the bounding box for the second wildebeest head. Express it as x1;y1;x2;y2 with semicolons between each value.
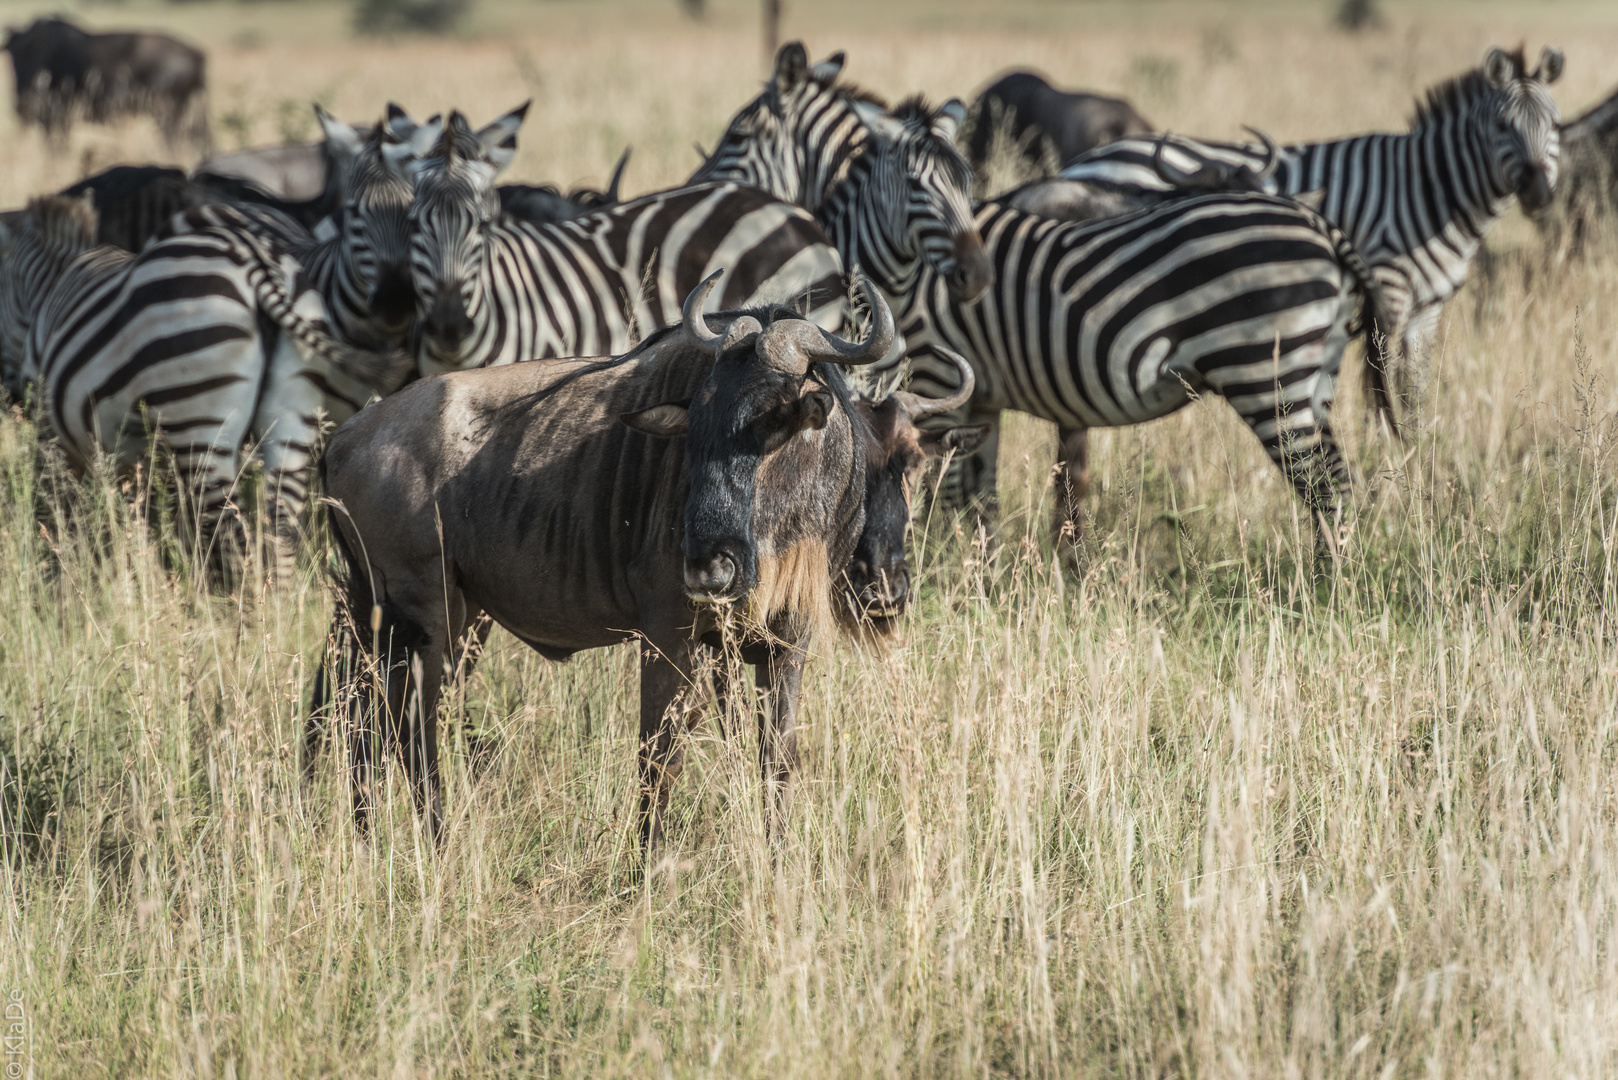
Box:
623;271;894;619
843;349;990;634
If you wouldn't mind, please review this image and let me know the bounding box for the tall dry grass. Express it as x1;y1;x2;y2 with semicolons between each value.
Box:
2;1;1618;1076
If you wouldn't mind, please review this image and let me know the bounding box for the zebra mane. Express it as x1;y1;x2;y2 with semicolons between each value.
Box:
24;194;99;257
1410;48;1526;130
799;63;887;113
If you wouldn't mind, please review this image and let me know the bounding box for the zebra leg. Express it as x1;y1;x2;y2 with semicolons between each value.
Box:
168;423;255;588
1053;425;1091;550
252;334;331;583
1243;388;1351;560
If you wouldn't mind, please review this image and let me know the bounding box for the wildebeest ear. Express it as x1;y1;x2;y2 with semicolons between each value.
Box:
1292;189;1326;212
920;422;991;459
620;403;690;437
773;42;810;98
1484;47;1517;89
1538;46;1565;84
474;102;529;179
808;51;846;82
932;99;968;142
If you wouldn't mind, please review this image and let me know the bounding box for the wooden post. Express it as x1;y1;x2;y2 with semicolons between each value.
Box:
763;0;782;61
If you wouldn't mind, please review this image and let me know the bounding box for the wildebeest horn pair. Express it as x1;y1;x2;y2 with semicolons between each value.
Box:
682;269;894;374
1151;126;1280;191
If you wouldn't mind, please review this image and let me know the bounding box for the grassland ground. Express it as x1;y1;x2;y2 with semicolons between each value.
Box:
3;1;1618;1075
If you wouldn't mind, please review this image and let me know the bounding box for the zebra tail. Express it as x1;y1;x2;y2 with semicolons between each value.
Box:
1326;222;1401;440
248;259;413;392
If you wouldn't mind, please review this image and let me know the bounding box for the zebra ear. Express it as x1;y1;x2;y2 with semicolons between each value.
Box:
315;104;364;160
1484;47;1517;88
1538;46;1564;84
772;42;810;97
808;51;845;82
473;101;529;180
407;115;446;161
932;99;968;142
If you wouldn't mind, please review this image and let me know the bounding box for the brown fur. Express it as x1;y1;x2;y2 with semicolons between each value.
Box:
748;539;834;639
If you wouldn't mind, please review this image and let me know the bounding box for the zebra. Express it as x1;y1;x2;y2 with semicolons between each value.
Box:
2;190;408;584
1012;45;1564;405
402;105;846;373
886;191;1393;553
690;42;992;366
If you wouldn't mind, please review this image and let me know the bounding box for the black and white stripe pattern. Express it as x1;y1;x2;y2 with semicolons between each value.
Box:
404;106;845;373
895;193;1389;531
10;196;405;582
1049;46;1563;378
690;44;990;348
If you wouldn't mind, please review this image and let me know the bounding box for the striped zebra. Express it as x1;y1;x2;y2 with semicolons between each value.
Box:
403;105;845;373
890;192;1393;551
690;43;992;328
3;180;409;583
1019;46;1563;399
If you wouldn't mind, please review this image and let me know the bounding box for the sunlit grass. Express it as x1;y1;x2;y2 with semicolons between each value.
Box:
3;1;1618;1075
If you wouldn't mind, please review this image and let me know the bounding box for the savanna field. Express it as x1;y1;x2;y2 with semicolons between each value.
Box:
3;0;1618;1075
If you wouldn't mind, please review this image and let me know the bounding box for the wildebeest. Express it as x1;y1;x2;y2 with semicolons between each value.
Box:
497;146;631;225
840;349;987;631
1536;82;1618;257
320;273;892;848
57;164;192;252
963;70;1153;193
3;17;207;149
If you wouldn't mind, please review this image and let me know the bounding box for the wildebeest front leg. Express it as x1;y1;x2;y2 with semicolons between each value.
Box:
637;638;697;853
756;629;807;841
1053;425;1091;550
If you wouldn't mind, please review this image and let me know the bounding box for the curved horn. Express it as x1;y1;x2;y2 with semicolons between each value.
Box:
812;275;895;366
682;270;726;352
891;348;975;419
1151;133;1226;189
1242;125;1280;186
604;147;630;203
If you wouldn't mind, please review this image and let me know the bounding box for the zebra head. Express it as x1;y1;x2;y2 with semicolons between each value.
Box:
1419;46;1564;214
0;192;98;390
1480;46;1564;212
848;97;993;305
691;41;860;204
318;103;420;340
405;103;528;367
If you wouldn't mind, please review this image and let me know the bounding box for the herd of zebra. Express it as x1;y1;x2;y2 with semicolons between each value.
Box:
0;40;1592;845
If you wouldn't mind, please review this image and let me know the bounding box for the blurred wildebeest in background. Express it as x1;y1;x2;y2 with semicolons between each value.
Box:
58;165;192;252
497;146;631;225
3;17;207;150
1535;82;1618;259
962;70;1152;194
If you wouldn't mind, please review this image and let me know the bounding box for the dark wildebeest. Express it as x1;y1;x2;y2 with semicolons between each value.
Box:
1535;82;1618;257
963;71;1152;192
3;17;207;149
497;147;631;225
319;273;892;849
58;164;191;252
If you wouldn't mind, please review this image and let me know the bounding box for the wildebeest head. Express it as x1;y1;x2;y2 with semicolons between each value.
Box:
623;272;894;613
1417;46;1563;213
1150;127;1282;195
405;102;528;367
843;350;990;634
849;97;993;304
319;103;423;340
0;192;99;388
